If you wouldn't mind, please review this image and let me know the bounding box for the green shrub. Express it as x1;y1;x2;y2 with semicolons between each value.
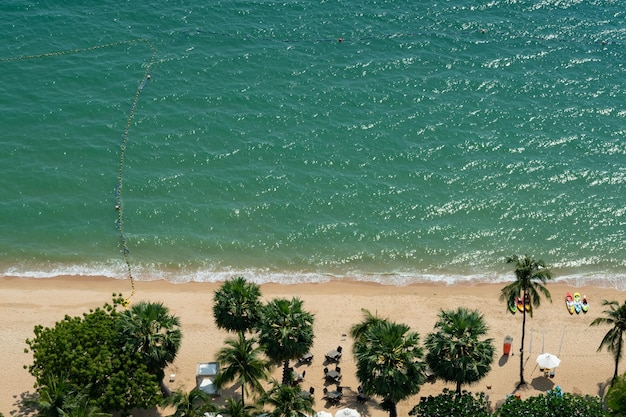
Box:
409;389;491;417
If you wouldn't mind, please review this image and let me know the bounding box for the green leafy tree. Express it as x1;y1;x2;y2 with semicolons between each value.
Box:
496;388;603;417
259;380;314;417
425;308;495;394
218;398;259;417
25;295;160;413
118;300;182;396
605;372;626;416
590;299;626;383
161;387;217;417
409;389;490;417
214;334;271;405
499;255;553;386
352;317;426;417
213;277;263;339
257;298;314;386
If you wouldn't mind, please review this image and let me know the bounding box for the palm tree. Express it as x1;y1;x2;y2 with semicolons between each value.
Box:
25;374;79;417
259;380;314;417
499;254;553;387
213;277;263;339
256;298;315;386
352;319;426;417
214;334;271;405
349;308;386;346
162;387;217;417
425;307;495;394
118;301;182;396
218;398;259;417
590;299;626;383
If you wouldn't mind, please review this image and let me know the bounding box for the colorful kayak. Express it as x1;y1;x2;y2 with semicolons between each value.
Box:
516;297;524;312
509;301;517;314
582;295;589;313
574;292;582;314
565;292;575;315
524;294;531;312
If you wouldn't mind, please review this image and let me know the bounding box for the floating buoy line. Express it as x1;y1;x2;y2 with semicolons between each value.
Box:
1;38;157;302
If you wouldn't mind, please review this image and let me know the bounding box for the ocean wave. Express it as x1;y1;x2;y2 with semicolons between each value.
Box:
3;261;625;291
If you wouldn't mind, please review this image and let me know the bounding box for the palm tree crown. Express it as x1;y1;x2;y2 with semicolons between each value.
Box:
259;380;314;417
352;318;426;417
256;298;315;385
213;277;263;338
214;334;271;405
590;299;626;383
425;307;495;394
118;301;182;395
162;387;217;417
499;254;552;386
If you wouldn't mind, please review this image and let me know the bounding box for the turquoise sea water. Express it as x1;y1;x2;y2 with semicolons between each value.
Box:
1;0;625;288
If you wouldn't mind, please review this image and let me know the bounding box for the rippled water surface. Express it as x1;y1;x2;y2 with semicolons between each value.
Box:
1;0;625;287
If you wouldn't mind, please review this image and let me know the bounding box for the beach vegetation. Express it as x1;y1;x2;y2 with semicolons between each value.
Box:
161;387;217;417
258;380;314;417
605;371;626;416
218;397;260;417
256;298;315;386
118;300;182;397
25;294;177;414
425;307;495;394
213;277;263;340
408;389;490;417
495;387;604;417
499;255;553;387
22;374;111;417
351;314;426;417
214;334;271;405
589;299;626;384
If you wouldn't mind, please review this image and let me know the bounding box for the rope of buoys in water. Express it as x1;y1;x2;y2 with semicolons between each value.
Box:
115;39;157;305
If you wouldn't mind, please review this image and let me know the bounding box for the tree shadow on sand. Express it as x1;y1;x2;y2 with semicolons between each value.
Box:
10;391;37;417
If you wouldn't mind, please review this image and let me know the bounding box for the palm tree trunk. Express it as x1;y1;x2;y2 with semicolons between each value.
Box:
241;384;246;405
389;399;397;417
613;338;622;384
159;377;172;397
456;381;462;395
282;360;291;386
518;290;527;387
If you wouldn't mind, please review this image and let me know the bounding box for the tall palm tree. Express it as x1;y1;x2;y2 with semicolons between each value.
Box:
213;277;263;339
214;334;271;405
256;298;315;386
425;307;495;394
162;387;217;417
499;254;553;387
218;398;259;417
590;299;626;383
352;319;426;417
118;301;182;396
259;380;314;417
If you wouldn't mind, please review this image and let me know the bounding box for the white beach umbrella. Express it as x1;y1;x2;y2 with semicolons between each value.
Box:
314;412;333;417
536;353;561;369
335;408;360;417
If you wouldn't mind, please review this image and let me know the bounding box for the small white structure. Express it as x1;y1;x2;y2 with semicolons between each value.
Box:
196;362;220;396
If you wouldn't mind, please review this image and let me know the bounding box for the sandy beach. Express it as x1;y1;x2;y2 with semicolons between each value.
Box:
1;276;623;416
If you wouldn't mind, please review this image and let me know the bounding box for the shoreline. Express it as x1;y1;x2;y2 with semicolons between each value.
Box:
2;275;624;415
